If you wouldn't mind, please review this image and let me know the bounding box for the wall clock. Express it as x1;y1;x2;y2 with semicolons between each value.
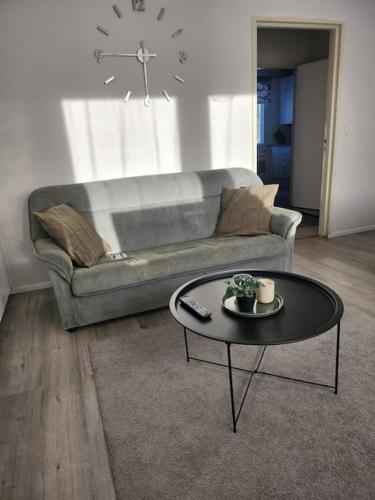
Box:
94;2;187;107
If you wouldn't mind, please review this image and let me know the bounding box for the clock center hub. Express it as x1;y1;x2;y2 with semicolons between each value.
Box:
137;47;152;64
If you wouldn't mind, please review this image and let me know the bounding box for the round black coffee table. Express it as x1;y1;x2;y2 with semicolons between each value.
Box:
169;270;344;432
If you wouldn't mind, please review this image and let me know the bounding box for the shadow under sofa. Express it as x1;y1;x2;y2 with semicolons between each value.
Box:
28;168;302;330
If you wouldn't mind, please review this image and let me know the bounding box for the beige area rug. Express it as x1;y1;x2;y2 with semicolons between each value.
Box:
90;309;375;499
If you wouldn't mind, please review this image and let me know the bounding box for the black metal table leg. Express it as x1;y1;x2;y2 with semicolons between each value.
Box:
226;342;237;433
183;327;190;363
334;321;341;394
182;323;340;431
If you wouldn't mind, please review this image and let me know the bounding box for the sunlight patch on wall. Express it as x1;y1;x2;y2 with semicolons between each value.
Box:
208;95;252;170
62;98;181;182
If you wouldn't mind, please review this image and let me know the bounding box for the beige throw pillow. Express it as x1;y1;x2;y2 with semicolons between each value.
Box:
34;203;111;267
214;184;279;237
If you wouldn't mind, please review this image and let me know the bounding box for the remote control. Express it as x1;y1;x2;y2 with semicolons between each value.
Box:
179;295;212;319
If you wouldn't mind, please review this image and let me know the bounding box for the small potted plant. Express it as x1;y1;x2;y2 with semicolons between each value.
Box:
225;274;264;312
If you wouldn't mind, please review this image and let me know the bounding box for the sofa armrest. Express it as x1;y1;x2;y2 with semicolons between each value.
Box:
270;206;302;241
33;238;73;283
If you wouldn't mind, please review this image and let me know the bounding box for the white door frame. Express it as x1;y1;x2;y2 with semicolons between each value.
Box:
251;17;343;237
0;239;10;321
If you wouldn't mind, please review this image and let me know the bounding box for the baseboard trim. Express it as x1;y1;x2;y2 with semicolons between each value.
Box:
328;225;375;238
11;281;52;294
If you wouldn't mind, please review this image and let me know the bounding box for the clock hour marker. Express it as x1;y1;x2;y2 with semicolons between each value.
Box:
163;90;171;102
113;5;122;18
94;49;103;63
104;75;115;85
174;74;184;83
171;28;183;38
124;90;131;102
132;0;145;12
97;26;110;36
178;50;188;64
157;8;165;21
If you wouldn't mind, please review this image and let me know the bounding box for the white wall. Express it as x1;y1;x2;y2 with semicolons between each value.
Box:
0;0;375;292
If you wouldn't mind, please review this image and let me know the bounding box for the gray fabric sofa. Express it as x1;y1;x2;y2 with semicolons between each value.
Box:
28;168;301;330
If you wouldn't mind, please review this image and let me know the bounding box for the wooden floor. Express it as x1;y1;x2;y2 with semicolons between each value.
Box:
295;213;319;239
0;232;374;500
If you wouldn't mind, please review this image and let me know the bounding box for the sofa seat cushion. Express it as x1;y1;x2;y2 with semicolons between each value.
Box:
71;235;287;296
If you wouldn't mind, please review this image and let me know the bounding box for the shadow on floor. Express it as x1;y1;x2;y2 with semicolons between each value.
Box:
296;214;319;240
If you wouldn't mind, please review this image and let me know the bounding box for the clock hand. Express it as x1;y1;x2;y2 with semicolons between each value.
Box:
94;49;157;63
143;60;151;107
139;41;152;107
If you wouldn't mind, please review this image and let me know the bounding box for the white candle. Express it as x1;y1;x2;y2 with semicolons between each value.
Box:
257;278;275;304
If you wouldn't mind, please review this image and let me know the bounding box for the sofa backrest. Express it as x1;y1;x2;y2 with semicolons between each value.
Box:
28;168;262;252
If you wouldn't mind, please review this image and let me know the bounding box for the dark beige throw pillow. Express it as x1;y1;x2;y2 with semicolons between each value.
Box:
214;184;279;237
34;203;111;267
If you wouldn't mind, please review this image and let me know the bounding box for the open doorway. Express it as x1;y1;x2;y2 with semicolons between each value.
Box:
257;67;295;208
252;20;342;238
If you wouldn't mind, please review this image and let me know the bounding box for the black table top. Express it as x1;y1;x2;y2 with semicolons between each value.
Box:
169;270;344;346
